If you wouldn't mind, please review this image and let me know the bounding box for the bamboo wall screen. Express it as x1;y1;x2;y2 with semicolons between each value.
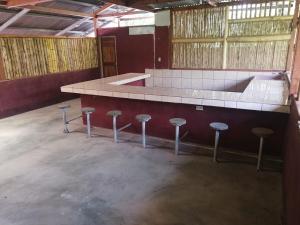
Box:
171;0;295;70
0;37;98;80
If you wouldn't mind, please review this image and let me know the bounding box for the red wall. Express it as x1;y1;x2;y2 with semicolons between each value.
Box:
81;95;288;156
98;27;155;74
283;98;300;225
98;26;170;73
155;26;170;69
0;68;99;119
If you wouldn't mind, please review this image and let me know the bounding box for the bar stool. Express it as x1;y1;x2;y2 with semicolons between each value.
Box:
210;122;229;162
251;127;274;171
58;104;71;133
107;110;132;143
81;107;95;138
107;110;122;142
169;118;187;155
136;114;151;148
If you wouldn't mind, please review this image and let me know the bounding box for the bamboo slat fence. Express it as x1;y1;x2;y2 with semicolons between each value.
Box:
171;0;295;70
0;37;98;80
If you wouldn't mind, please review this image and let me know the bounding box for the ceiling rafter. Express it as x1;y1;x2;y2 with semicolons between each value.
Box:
60;0;99;8
5;26;86;34
55;17;90;36
94;2;114;15
0;0;152;37
103;0;283;11
24;5;93;17
5;0;54;7
0;8;29;32
0;6;94;22
103;0;182;10
97;10;148;18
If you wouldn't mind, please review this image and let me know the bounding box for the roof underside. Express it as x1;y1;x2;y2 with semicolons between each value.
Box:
0;0;279;37
0;0;153;37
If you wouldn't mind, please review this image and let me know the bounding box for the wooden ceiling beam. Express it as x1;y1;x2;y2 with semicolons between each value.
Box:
22;3;116;18
55;17;90;36
0;8;30;32
4;26;86;34
103;0;183;10
104;0;282;11
97;10;148;18
94;2;114;15
6;0;54;7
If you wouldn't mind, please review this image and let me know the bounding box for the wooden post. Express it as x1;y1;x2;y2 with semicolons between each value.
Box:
222;6;229;69
286;0;300;71
0;52;6;81
93;16;103;77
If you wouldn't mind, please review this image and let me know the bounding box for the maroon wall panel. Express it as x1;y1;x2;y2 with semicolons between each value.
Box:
126;79;145;86
81;95;288;156
0;68;99;119
283;99;300;225
155;26;170;69
98;27;155;74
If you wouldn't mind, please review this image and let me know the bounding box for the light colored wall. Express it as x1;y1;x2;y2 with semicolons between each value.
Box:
145;69;280;92
155;10;170;27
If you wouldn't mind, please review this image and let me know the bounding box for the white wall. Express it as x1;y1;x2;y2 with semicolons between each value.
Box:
155;10;170;27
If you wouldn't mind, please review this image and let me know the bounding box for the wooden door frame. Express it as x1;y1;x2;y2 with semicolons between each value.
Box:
101;35;118;77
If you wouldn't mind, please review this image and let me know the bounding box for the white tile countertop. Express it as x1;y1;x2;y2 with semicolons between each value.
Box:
61;73;290;113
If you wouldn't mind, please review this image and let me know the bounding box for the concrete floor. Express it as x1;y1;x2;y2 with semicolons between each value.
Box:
0;99;282;225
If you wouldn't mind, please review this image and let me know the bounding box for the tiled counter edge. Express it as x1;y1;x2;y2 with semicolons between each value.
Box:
60;73;290;114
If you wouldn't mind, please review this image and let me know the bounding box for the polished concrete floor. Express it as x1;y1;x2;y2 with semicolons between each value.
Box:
0;99;282;225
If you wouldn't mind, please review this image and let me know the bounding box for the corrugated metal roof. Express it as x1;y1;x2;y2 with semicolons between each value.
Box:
0;0;104;36
149;0;205;10
39;0;98;13
0;0;155;37
149;0;239;10
13;14;78;30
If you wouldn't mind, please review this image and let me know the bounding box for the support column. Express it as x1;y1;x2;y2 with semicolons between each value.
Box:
222;6;229;69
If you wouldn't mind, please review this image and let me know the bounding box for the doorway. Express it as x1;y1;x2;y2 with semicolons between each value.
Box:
101;36;118;77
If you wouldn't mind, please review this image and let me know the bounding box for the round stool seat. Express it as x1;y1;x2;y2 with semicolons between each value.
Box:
136;114;151;122
81;107;95;113
169;118;186;127
58;104;70;110
252;127;274;138
107;110;122;117
210;122;229;131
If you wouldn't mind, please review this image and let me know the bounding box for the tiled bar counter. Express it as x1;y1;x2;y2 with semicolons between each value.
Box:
61;70;290;155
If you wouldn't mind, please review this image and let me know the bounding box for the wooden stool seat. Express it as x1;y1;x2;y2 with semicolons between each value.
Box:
252;127;274;138
252;127;274;171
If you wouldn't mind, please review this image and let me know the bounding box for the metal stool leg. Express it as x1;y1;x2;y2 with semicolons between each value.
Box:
213;130;220;162
113;116;118;143
142;121;146;148
257;137;264;171
62;109;69;133
175;125;180;155
86;113;91;138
